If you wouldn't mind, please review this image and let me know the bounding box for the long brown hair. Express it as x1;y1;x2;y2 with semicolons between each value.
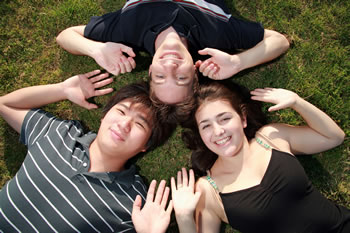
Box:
182;80;266;177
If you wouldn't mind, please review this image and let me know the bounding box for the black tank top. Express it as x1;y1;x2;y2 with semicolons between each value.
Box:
210;149;350;233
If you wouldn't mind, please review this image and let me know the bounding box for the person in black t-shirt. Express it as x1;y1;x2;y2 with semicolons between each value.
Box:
56;0;289;105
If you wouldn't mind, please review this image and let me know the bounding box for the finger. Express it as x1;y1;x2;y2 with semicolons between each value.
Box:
154;180;166;205
146;180;157;202
83;70;101;78
119;58;127;74
171;177;176;192
160;187;170;209
195;60;202;68
177;170;182;187
128;57;137;70
93;78;114;89
202;63;215;77
182;168;188;187
207;65;218;79
89;72;110;83
189;169;195;190
120;45;136;57
199;60;211;73
166;200;174;216
132;195;142;215
94;88;114;97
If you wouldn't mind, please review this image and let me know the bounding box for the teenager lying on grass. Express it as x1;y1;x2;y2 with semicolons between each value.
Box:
171;81;349;233
0;70;175;233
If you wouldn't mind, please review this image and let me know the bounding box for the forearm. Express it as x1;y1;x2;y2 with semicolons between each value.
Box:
175;214;197;233
293;97;345;144
56;26;102;57
0;82;67;132
236;29;289;72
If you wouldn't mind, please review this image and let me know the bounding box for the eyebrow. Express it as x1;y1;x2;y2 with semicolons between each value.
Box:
118;103;151;128
198;112;228;125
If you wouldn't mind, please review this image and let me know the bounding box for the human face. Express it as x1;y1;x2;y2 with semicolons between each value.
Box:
97;99;152;159
195;100;247;157
150;38;196;104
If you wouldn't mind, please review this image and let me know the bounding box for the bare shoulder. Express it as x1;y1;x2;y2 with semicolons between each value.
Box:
257;123;292;152
196;177;228;223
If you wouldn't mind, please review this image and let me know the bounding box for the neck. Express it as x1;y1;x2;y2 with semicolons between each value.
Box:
88;140;126;172
154;26;188;50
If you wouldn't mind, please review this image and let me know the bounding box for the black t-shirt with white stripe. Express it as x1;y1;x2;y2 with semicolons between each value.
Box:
84;0;264;58
0;109;147;232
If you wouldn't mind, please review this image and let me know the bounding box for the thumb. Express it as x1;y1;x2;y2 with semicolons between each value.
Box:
198;48;216;56
79;100;98;110
268;103;283;112
132;195;142;215
120;44;136;57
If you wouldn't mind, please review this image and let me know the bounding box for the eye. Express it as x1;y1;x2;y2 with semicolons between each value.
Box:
178;76;187;80
201;124;210;130
117;109;125;115
136;122;146;130
156;75;164;79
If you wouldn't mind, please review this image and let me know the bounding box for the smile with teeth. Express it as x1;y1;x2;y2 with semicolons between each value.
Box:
161;53;182;59
215;136;231;145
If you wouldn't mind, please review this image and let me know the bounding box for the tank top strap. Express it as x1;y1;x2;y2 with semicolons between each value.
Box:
255;131;282;151
206;173;219;192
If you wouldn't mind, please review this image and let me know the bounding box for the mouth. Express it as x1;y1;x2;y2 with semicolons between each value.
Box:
214;136;231;146
110;128;125;142
160;52;182;60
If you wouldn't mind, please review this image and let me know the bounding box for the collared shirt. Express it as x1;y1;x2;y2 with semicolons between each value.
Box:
0;109;147;232
84;0;264;58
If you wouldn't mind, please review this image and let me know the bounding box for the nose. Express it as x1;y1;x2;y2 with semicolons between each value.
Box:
213;122;224;136
119;116;132;133
163;60;178;71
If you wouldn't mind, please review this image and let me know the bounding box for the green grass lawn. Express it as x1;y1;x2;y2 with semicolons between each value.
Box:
0;0;349;232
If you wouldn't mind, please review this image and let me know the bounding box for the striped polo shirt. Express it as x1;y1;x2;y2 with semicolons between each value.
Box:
0;109;147;232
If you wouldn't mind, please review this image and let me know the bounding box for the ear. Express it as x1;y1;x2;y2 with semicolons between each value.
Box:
242;115;247;128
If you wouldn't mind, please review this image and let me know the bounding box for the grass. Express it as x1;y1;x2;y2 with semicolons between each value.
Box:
0;0;349;232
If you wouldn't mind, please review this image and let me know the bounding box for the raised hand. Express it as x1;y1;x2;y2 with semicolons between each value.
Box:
171;168;201;219
195;48;241;80
250;88;299;111
132;180;173;233
93;42;136;76
62;70;114;109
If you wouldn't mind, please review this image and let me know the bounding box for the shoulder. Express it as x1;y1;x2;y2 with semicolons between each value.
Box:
196;177;228;223
257;123;292;152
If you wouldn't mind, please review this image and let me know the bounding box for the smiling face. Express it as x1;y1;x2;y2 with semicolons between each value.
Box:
96;99;153;159
195;100;247;157
149;37;196;104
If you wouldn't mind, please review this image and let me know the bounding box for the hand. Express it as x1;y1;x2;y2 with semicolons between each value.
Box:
171;168;201;220
62;70;114;109
250;88;299;111
93;42;136;76
196;48;242;80
132;180;173;233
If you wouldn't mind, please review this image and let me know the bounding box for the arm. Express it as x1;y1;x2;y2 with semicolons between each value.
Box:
0;70;113;133
132;180;173;233
56;26;136;75
196;29;290;80
251;88;345;154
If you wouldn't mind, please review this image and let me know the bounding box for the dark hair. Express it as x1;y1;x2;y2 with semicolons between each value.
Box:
149;72;199;125
182;80;267;177
103;81;176;150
